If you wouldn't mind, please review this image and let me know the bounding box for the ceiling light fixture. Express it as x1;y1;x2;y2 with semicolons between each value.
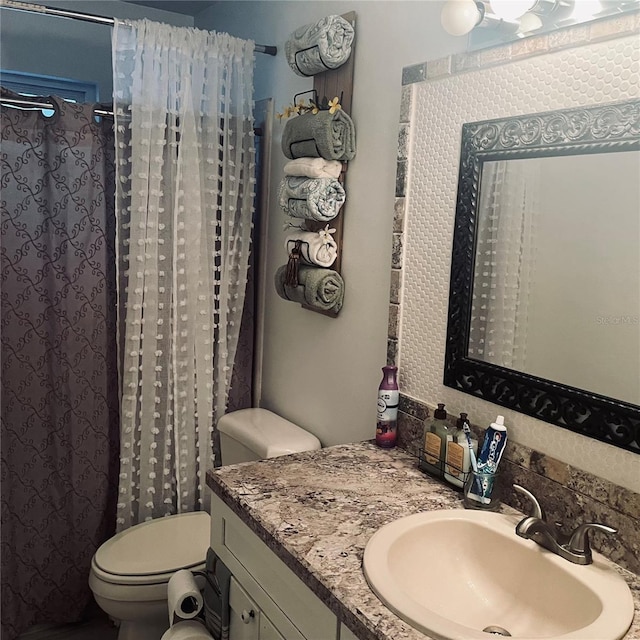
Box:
489;0;537;20
517;11;544;33
441;0;485;36
570;0;603;20
440;0;639;43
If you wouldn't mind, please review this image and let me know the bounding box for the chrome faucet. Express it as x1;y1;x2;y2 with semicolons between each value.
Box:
513;485;617;565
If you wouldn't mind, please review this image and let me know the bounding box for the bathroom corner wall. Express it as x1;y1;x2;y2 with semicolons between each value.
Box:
391;12;640;493
396;397;640;575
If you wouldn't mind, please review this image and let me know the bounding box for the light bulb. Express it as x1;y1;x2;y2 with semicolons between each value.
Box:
571;0;602;20
490;0;537;20
441;0;483;36
518;11;543;32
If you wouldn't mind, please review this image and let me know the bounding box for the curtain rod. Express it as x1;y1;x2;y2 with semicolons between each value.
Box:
1;0;278;56
0;95;265;136
1;95;114;116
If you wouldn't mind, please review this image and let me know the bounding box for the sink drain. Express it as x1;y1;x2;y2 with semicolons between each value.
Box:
483;626;512;636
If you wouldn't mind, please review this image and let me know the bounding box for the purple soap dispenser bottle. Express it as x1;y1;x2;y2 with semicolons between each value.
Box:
376;365;399;448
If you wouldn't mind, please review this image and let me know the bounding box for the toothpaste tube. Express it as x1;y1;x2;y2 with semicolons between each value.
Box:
477;415;507;472
468;415;507;504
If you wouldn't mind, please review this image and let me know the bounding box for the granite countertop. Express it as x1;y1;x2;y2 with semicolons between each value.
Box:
206;442;640;640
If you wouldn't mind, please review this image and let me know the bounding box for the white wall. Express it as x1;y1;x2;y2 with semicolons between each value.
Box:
196;1;466;446
0;0;192;100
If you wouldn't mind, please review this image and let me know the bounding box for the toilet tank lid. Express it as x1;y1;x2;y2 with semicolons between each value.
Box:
94;512;210;576
218;408;321;459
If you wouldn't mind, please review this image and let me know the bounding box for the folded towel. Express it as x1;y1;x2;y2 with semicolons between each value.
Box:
284;157;343;179
275;264;345;314
285;227;338;268
282;110;356;161
285;15;355;77
278;176;345;222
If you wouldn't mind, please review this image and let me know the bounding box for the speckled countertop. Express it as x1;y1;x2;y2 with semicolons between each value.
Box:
206;442;640;640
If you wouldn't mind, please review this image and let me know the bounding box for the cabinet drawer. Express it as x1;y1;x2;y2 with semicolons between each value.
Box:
210;494;337;640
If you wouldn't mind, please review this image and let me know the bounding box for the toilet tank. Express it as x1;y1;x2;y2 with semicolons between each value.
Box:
218;408;321;465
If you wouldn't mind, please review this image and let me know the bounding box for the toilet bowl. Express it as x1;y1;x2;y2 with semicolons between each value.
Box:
89;511;210;640
89;409;321;640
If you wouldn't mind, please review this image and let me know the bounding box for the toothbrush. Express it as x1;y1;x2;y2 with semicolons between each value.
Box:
463;421;478;472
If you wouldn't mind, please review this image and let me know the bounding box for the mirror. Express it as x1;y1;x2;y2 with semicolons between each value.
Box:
444;99;640;454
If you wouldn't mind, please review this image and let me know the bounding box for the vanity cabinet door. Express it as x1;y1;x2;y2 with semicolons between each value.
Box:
210;493;338;640
259;617;286;640
229;577;285;640
339;623;359;640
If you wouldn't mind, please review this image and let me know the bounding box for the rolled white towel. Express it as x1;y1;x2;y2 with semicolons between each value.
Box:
285;15;355;77
283;157;343;179
285;226;338;268
277;176;345;222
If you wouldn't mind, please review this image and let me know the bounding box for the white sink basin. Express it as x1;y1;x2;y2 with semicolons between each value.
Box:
363;509;634;640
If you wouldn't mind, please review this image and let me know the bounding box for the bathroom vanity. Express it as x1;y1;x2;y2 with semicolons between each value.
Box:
207;442;640;640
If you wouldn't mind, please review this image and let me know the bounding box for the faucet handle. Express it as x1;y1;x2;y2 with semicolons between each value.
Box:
513;484;545;520
567;523;617;561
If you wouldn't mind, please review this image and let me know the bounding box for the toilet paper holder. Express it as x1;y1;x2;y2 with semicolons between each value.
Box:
164;569;219;639
192;569;221;597
168;568;210;625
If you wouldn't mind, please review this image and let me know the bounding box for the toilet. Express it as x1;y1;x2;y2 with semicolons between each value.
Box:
89;409;321;640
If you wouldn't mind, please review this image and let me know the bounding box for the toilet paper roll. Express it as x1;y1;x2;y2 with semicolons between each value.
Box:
161;620;212;640
167;569;204;626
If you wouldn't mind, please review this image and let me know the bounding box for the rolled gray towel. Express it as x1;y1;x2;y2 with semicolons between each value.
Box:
282;110;356;161
285;15;355;77
275;264;344;313
277;176;345;222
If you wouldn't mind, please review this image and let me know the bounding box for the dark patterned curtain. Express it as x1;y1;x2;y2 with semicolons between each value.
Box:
1;95;119;639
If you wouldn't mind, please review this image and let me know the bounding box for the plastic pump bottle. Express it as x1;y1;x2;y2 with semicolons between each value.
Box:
420;403;451;476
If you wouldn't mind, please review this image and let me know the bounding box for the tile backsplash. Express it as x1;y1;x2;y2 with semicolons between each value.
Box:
397;394;640;575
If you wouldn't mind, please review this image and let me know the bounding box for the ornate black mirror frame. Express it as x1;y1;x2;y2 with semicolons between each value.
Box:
444;99;640;454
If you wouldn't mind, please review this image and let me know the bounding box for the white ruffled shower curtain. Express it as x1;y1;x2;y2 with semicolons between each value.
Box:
112;19;256;529
468;159;539;371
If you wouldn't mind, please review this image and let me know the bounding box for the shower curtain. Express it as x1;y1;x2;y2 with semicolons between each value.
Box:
112;19;256;529
468;159;539;370
1;95;119;639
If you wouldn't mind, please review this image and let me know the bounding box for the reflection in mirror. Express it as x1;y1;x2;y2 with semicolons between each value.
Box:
468;152;640;406
444;99;640;454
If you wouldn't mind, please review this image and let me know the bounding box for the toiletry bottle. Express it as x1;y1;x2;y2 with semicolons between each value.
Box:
420;403;450;476
376;365;399;448
444;413;478;488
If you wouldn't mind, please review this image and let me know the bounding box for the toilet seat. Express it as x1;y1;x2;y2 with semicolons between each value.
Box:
92;512;210;586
